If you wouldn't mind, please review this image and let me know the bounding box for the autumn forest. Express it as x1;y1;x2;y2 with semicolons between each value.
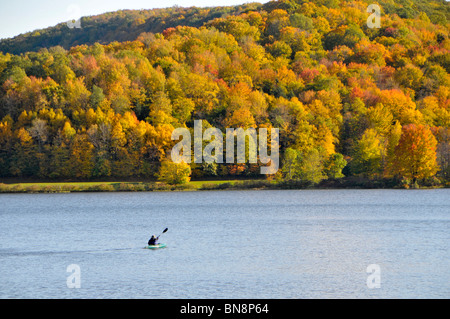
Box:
0;0;449;188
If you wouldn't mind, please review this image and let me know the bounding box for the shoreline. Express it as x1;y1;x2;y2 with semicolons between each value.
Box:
0;177;447;193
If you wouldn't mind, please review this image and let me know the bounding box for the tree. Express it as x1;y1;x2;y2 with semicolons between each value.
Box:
378;89;423;125
226;107;256;129
90;85;105;108
48;132;71;178
323;153;347;179
389;124;439;184
394;64;423;92
0;119;13;176
157;160;191;185
69;133;94;179
352;39;387;66
433;127;450;182
422;65;450;95
264;9;290;39
206;16;260;42
172;97;195;124
28;118;49;150
281;147;300;180
323;24;366;50
147;91;174;126
290;13;313;31
265;41;292;59
10;128;38;177
349;129;384;177
384;120;402;176
298;148;326;184
281;147;327;184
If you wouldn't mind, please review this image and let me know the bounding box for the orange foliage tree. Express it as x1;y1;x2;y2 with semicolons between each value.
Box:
388;124;439;183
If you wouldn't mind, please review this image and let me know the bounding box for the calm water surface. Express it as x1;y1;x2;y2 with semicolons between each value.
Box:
0;189;448;298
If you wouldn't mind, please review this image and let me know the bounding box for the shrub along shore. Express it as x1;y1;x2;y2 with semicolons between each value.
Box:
0;176;447;193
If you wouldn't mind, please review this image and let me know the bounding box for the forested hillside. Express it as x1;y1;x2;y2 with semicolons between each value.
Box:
0;4;264;55
0;0;449;187
0;0;448;55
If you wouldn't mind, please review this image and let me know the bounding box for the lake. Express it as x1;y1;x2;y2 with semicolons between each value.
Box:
0;189;448;299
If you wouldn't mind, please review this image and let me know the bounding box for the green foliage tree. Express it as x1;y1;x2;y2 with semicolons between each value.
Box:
349;129;384;177
323;153;347;179
298;148;326;184
281;147;300;180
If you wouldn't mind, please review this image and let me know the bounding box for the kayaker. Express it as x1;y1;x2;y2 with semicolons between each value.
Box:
148;235;158;245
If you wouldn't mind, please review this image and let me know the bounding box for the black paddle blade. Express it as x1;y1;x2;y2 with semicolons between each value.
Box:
163;228;168;233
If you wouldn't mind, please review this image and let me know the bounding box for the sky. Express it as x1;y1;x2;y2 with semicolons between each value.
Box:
0;0;271;40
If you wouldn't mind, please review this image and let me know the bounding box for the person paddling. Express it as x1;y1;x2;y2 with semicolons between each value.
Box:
148;235;159;245
147;228;168;246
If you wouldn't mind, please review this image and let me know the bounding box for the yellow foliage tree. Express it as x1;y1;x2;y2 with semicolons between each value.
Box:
157;160;191;185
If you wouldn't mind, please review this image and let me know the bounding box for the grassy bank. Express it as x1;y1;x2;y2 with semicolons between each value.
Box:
0;176;447;194
0;179;246;193
0;179;313;193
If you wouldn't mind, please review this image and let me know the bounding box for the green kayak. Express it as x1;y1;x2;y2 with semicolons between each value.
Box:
145;243;167;249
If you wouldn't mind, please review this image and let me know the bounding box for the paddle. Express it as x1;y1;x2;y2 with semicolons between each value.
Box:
157;228;168;239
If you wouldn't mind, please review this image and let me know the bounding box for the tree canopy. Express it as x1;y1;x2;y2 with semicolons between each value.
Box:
0;0;449;187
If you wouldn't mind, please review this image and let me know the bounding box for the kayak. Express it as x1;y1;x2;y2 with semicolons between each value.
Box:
146;243;166;249
145;243;167;249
